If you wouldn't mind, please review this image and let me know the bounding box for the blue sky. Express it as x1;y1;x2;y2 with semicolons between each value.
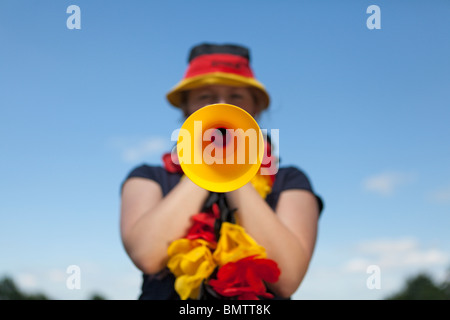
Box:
1;0;449;299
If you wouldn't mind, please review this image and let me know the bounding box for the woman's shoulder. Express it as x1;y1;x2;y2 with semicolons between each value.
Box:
274;166;313;189
126;164;167;179
271;165;324;214
121;164;182;196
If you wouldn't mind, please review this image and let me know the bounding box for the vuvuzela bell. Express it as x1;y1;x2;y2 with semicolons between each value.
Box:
177;103;265;193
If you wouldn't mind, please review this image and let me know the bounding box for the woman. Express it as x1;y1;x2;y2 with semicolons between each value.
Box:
120;43;323;300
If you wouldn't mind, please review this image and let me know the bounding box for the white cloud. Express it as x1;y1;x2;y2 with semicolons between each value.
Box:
427;186;450;204
16;273;38;289
109;136;171;163
362;171;415;196
47;269;66;283
344;258;372;273
357;237;417;255
343;237;449;273
7;261;141;300
295;237;449;300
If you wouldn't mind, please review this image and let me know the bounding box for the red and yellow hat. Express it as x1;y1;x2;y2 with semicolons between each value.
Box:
166;43;270;110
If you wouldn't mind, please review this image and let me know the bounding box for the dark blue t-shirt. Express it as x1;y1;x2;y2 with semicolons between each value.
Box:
122;164;323;300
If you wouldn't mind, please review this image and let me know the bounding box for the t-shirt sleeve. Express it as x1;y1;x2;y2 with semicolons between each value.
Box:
280;167;315;192
268;166;324;215
120;164;182;197
125;165;161;182
121;165;161;189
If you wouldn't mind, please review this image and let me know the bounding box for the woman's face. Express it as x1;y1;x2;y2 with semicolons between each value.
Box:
184;85;259;118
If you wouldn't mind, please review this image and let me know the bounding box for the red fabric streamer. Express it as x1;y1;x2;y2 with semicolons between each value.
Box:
208;255;280;300
186;204;220;244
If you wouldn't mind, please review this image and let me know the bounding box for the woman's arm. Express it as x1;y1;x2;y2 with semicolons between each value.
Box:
226;183;319;298
120;176;209;274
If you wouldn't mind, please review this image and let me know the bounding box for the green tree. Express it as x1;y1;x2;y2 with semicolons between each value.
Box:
440;267;450;298
89;292;107;300
386;272;450;300
0;276;107;300
0;276;49;300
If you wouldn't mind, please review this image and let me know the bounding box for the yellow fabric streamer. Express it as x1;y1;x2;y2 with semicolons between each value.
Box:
167;239;216;300
213;222;266;267
167;223;268;299
250;174;274;199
